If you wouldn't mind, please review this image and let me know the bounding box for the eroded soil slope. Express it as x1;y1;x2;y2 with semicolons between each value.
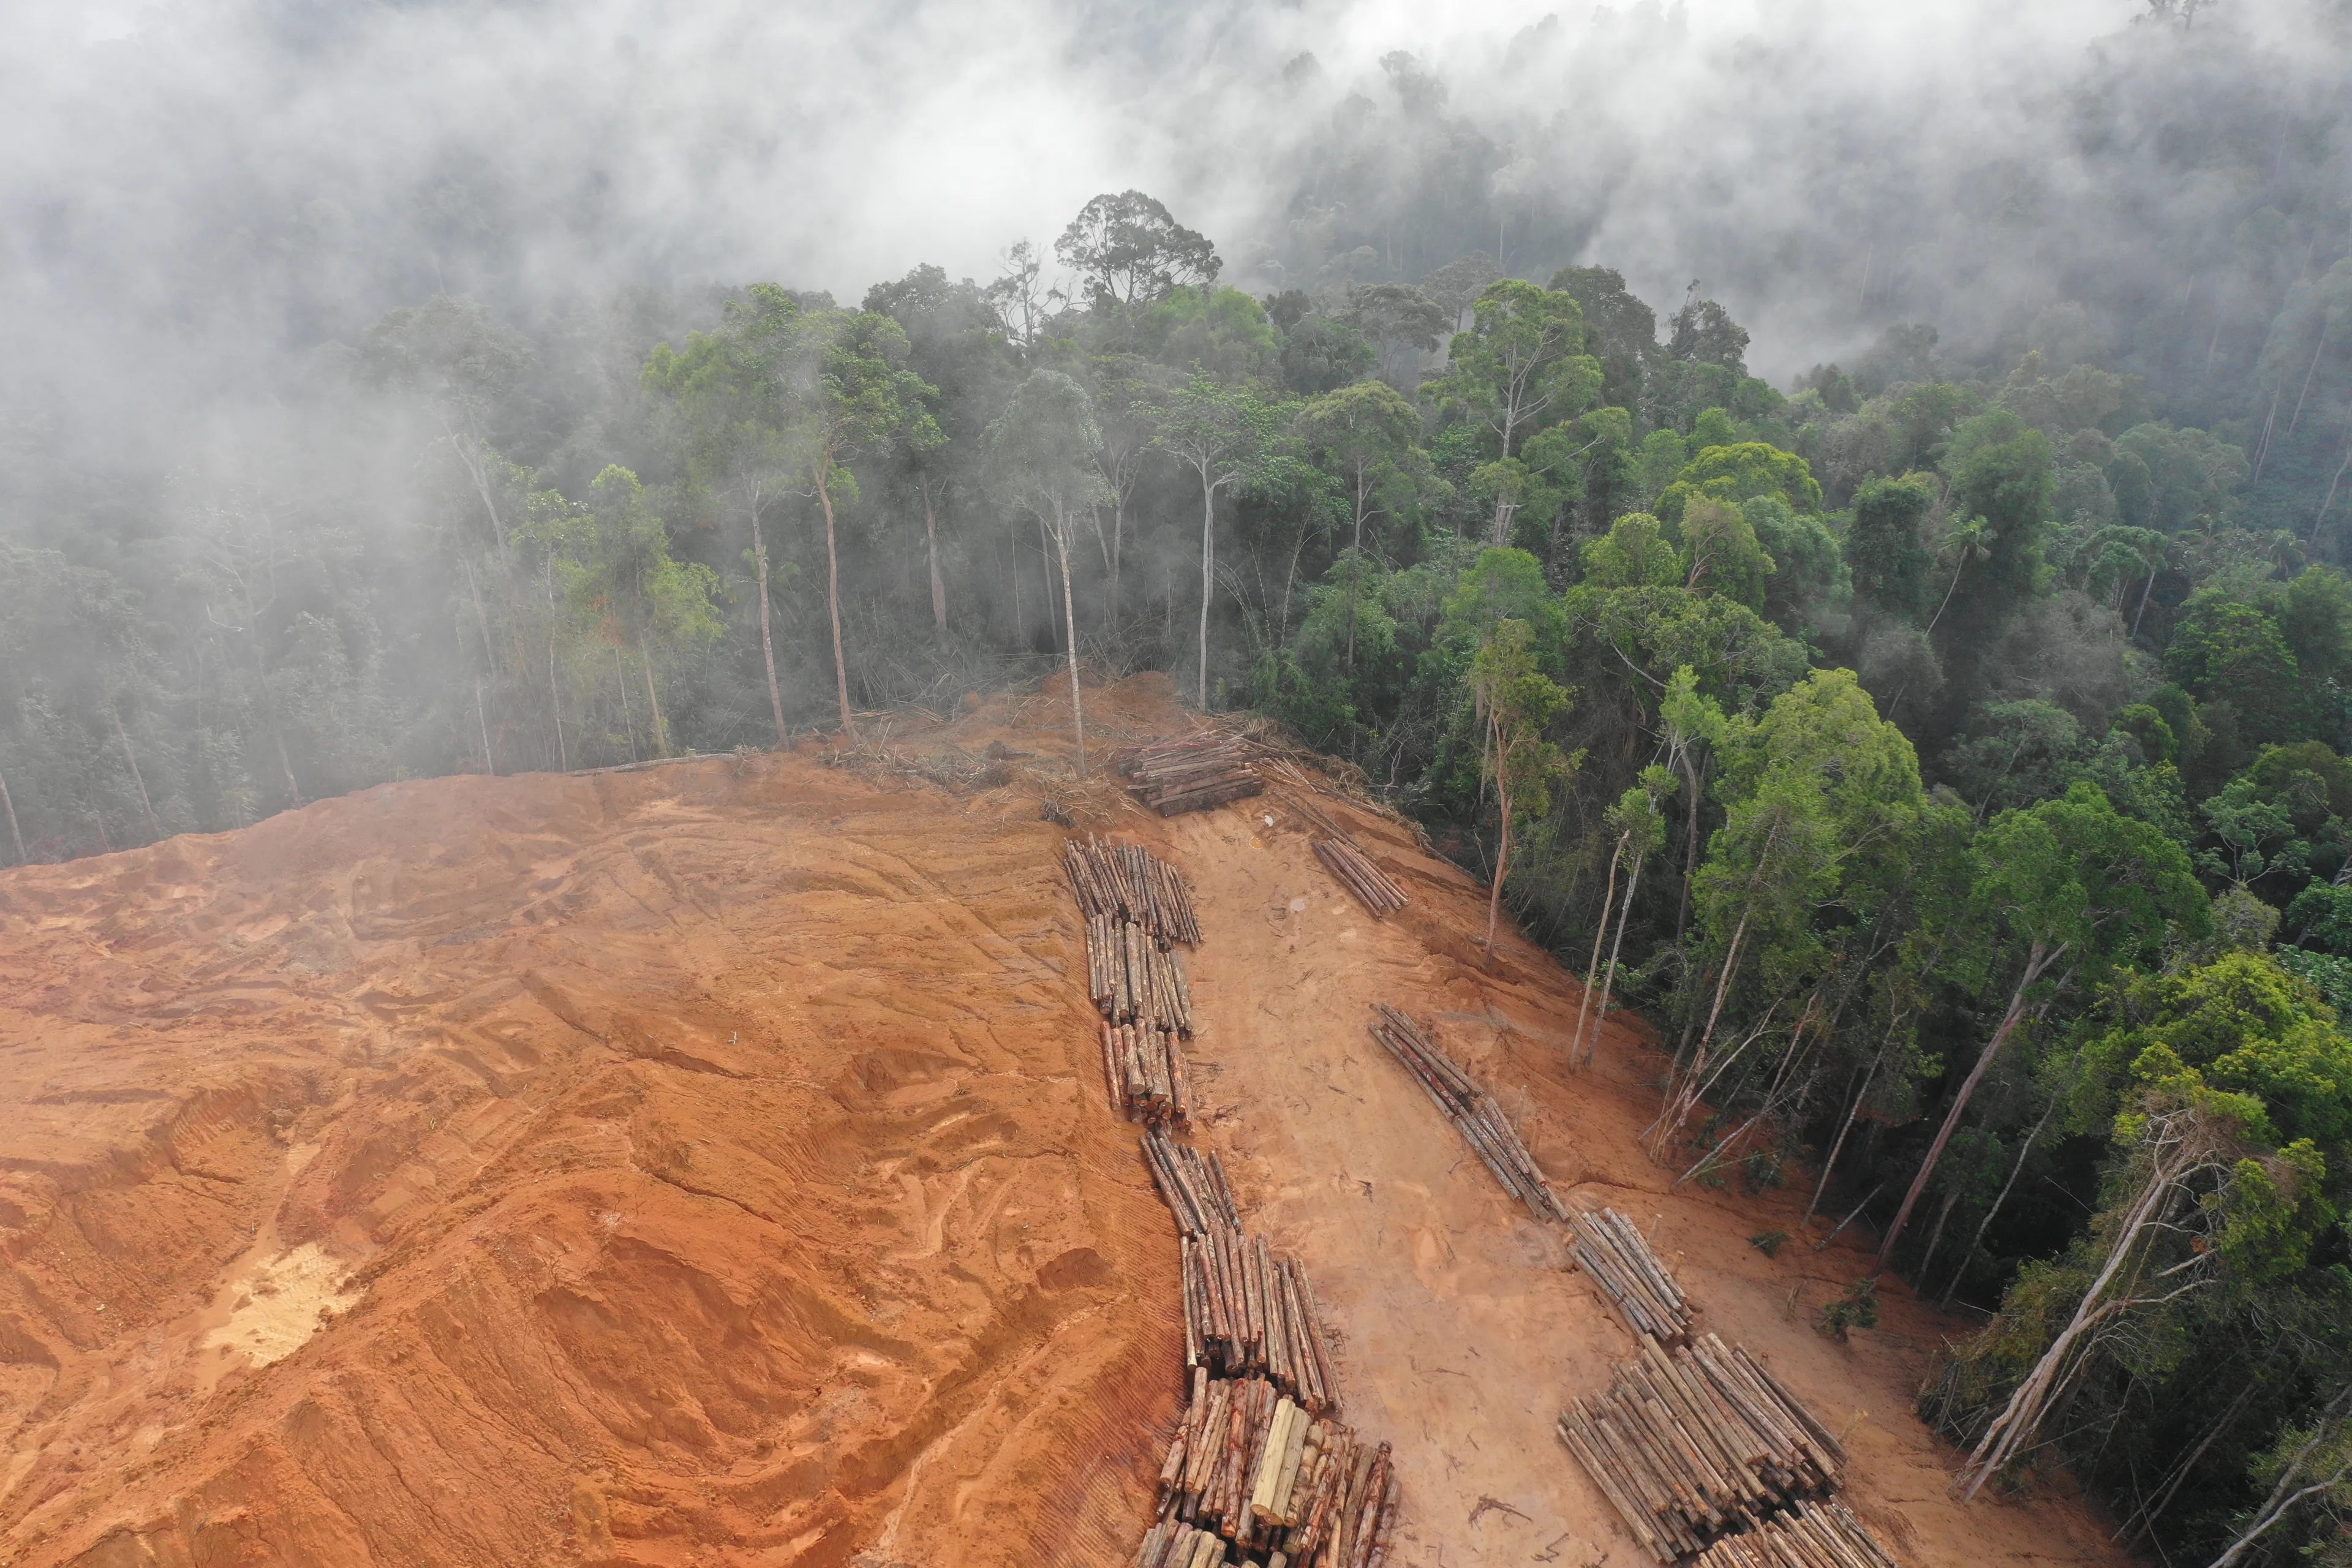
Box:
0;698;1179;1568
0;673;2133;1568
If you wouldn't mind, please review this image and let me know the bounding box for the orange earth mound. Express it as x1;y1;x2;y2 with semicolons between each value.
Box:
0;674;2135;1568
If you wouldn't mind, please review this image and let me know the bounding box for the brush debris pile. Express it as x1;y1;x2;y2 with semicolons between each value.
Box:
1569;1206;1694;1345
1366;1004;1566;1221
1114;736;1265;816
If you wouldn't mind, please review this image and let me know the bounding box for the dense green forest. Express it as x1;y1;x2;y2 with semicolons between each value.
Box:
8;1;2352;1561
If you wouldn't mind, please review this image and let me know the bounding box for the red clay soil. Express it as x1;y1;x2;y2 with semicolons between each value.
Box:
0;673;2134;1568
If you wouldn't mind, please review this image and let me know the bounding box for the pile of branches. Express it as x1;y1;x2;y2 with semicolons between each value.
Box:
1685;1500;1897;1568
1557;1333;1848;1562
1368;1005;1566;1221
1183;1224;1340;1412
1115;735;1264;816
1143;1370;1398;1568
1569;1207;1694;1345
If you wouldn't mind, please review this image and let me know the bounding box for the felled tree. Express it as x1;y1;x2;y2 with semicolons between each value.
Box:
984;371;1111;775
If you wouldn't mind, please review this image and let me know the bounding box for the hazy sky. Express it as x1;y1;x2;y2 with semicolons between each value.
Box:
1;0;2333;400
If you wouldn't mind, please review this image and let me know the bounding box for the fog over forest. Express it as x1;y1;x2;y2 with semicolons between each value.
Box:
10;2;2352;1559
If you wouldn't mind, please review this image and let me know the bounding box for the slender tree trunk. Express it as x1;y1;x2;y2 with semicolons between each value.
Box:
2208;1387;2352;1568
753;519;786;747
1039;515;1060;651
1879;943;2056;1268
1576;834;1628;1064
1588;853;1646;1067
1054;521;1088;778
640;640;668;756
2120;1384;2252;1545
0;763;26;864
2130;567;2158;638
475;682;496;775
1346;465;1368;669
111;707;162;838
614;645;637;761
1484;714;1512;965
274;731;303;809
1809;1025;1896;1223
2315;421;2352;543
1197;474;1217;708
546;559;568;771
1913;1185;1964;1295
922;481;948;643
1110;488;1125;637
1674;752;1704;939
1942;1096;2059;1305
818;469;856;738
2288;322;2329;439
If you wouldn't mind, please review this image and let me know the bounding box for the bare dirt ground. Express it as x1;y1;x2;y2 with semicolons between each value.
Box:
0;672;2132;1568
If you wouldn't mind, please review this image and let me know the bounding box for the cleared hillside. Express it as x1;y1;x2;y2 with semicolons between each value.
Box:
0;675;2128;1568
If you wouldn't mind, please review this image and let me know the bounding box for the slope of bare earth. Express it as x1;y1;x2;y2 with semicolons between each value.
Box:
0;672;2134;1568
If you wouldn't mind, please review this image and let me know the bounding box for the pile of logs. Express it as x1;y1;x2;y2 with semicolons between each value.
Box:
1556;1333;1847;1562
1144;1124;1243;1238
1106;1022;1191;1125
1116;736;1265;816
1311;839;1408;918
1569;1207;1694;1345
1368;1005;1567;1222
1144;1370;1398;1568
1087;914;1196;1036
1067;836;1203;946
1182;1224;1340;1411
1686;1501;1898;1568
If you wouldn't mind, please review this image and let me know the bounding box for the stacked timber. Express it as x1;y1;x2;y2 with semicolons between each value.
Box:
1556;1333;1847;1564
1311;839;1408;918
1116;736;1265;816
1368;1004;1567;1222
1105;1022;1191;1125
1067;835;1203;946
1686;1500;1899;1568
1085;914;1196;1036
1144;1123;1243;1238
1146;1369;1399;1568
1181;1225;1340;1411
1569;1207;1694;1345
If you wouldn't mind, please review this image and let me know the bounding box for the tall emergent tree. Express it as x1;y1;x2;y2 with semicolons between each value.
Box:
1434;279;1600;543
641;284;803;746
1151;375;1287;707
778;306;940;737
1470;618;1575;965
986;371;1111;774
1295;379;1428;667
